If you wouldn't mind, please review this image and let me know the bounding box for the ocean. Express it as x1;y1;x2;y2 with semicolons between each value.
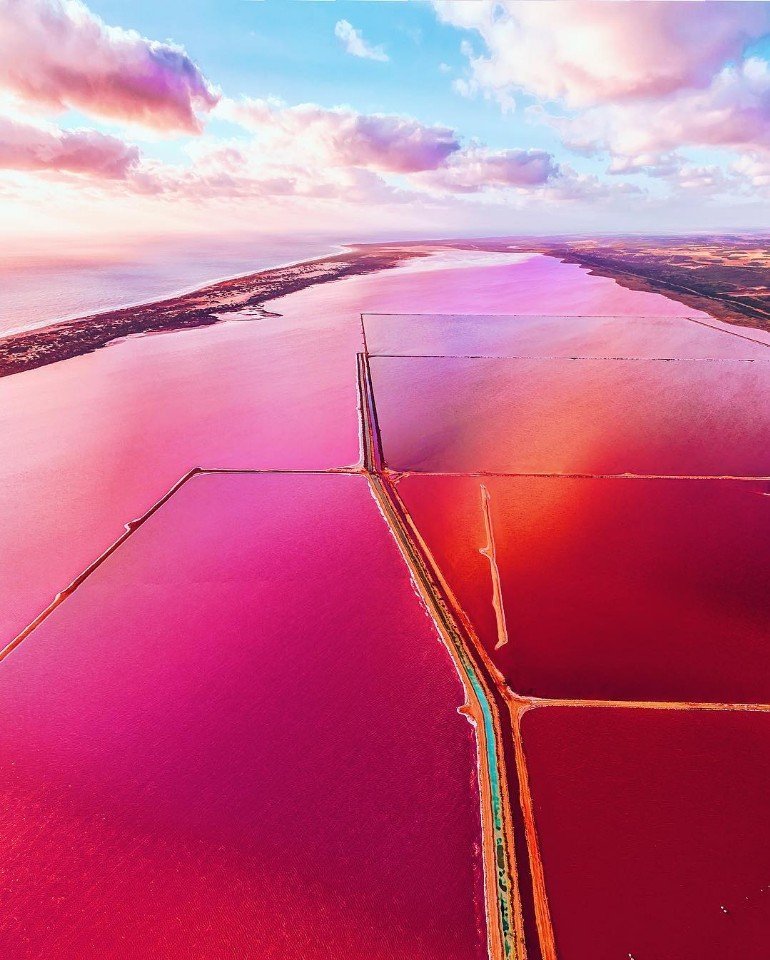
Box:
0;233;340;337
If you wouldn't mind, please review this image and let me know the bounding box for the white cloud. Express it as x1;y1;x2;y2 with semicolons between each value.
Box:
334;20;389;63
539;57;770;172
434;0;770;204
434;0;770;109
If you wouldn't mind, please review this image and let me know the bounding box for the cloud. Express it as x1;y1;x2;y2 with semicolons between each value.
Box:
0;81;561;205
733;153;770;190
336;113;457;172
217;97;460;173
547;57;770;165
607;149;731;194
334;20;389;63
150;97;566;203
437;1;770;195
418;146;559;193
546;167;643;203
128;156;428;216
434;0;770;108
0;0;219;132
0;114;139;178
629;58;770;156
137;99;562;205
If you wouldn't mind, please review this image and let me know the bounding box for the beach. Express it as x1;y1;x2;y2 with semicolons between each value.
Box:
0;245;424;378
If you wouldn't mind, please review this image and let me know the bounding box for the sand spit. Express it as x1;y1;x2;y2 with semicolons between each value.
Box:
0;245;424;378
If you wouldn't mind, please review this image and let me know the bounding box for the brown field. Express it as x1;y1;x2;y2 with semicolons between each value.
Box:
520;235;770;332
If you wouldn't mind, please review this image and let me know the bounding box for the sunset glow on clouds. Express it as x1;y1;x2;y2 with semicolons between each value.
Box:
1;0;769;239
217;98;460;174
0;115;139;178
436;0;770;107
0;0;219;132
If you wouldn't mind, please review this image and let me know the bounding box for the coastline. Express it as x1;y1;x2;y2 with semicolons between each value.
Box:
395;236;770;337
541;250;770;334
0;245;425;379
4;234;767;380
0;242;350;340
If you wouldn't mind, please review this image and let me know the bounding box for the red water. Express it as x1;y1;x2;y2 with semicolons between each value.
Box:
522;706;770;960
396;475;770;702
2;246;769;959
371;356;770;476
0;472;487;959
0;251;704;644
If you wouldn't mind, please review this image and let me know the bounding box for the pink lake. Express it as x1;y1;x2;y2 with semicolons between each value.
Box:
0;250;726;645
395;474;770;703
0;471;486;960
522;706;770;960
369;354;770;476
1;246;769;960
363;311;770;359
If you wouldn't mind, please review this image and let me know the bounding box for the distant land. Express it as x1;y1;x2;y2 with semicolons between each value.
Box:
371;234;770;335
464;235;770;334
0;246;424;378
2;234;768;379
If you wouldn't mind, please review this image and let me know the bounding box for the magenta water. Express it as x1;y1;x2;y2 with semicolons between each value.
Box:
0;251;714;644
0;472;487;960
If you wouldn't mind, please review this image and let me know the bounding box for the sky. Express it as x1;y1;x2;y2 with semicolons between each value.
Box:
1;0;770;244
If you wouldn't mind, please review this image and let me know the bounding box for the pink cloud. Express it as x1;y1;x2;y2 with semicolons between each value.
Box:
609;151;731;195
635;58;770;154
130;148;420;208
218;98;460;173
419;146;558;193
435;0;770;108
0;0;219;133
217;99;563;196
551;57;770;163
131;164;299;201
202;101;564;199
0;115;139;178
546;169;643;203
335;113;458;172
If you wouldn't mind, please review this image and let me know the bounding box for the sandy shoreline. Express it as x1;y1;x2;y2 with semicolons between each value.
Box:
4;234;766;379
0;245;425;378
